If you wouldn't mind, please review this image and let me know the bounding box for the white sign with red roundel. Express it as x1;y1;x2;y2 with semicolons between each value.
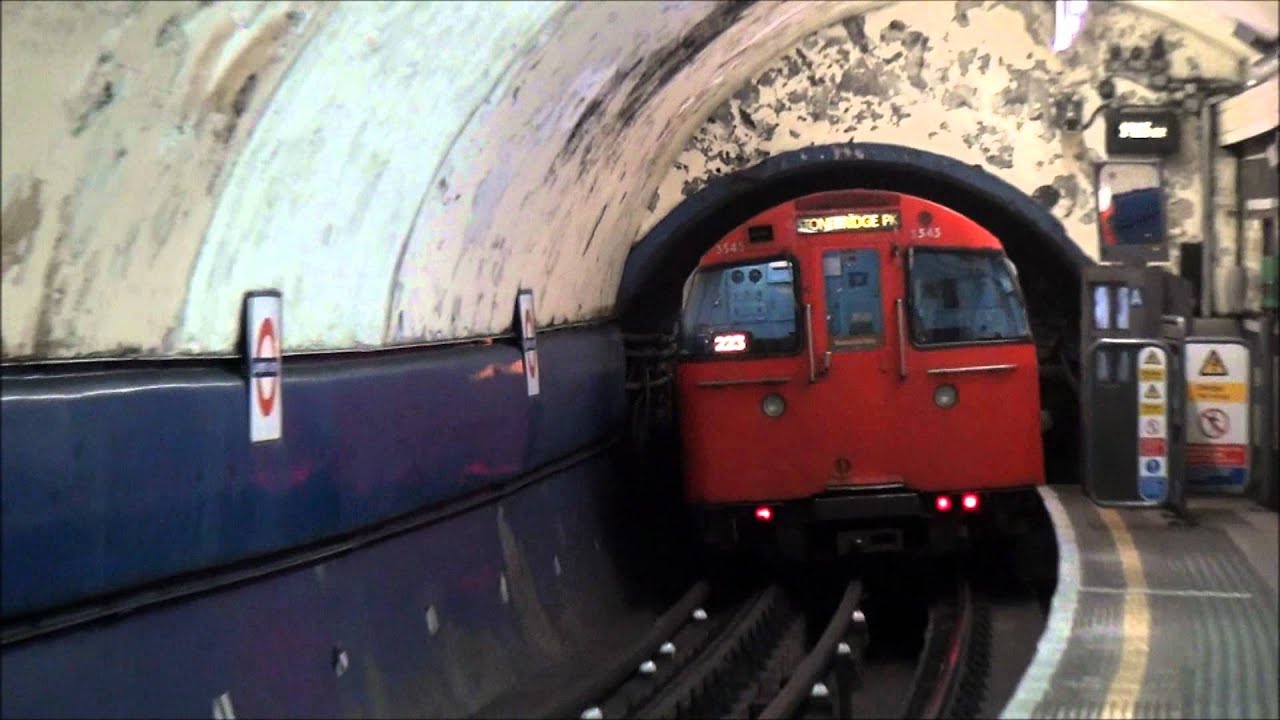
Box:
517;289;540;397
245;292;283;443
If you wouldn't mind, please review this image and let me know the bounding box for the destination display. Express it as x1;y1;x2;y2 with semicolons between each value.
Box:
796;211;901;234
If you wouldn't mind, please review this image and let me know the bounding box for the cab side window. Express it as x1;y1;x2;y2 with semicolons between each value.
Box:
679;259;799;358
909;250;1030;346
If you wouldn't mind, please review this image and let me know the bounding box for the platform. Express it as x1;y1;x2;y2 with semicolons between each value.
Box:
1002;486;1279;719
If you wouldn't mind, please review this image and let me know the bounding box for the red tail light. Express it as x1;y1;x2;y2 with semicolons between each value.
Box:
754;506;773;522
961;492;980;511
935;495;952;512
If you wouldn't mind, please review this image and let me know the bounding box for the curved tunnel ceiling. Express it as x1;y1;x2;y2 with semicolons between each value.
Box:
0;0;1273;361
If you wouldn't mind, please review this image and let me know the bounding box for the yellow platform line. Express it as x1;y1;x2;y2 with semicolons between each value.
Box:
1098;508;1151;719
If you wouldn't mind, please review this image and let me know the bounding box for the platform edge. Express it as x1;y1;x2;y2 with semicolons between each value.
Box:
1000;486;1081;720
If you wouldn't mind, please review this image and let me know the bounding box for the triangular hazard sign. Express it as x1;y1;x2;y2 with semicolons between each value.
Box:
1199;349;1228;376
1142;349;1163;367
1144;383;1162;399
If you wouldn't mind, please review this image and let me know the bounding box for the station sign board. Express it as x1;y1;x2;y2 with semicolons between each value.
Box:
1184;340;1250;492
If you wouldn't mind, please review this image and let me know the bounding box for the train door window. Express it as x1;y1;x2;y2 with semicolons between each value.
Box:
823;249;883;349
908;249;1031;346
678;258;800;358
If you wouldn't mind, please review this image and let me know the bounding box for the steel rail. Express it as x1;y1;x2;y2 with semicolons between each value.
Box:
758;579;864;719
904;579;975;719
475;580;711;719
635;585;783;719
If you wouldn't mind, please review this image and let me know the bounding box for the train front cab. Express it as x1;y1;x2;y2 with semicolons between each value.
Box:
676;191;1046;560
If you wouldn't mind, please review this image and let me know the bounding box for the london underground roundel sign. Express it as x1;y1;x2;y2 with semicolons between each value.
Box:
245;292;283;443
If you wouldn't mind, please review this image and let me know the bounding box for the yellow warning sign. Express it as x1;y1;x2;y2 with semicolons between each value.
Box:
1144;383;1163;400
1188;382;1247;403
1140;403;1165;416
1142;349;1164;367
1199;349;1228;376
1139;368;1165;382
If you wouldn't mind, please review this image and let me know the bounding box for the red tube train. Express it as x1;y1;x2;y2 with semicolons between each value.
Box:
675;189;1045;559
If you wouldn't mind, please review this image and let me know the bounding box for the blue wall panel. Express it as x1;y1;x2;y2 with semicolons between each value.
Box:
1;326;625;618
1;452;646;718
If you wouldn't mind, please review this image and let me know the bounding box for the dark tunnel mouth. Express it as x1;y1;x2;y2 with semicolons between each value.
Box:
618;142;1092;485
619;142;1092;330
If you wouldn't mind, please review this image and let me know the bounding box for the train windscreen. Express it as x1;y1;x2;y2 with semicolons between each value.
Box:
679;259;799;358
908;250;1030;346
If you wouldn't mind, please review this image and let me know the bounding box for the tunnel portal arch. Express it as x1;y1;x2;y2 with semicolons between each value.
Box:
618;142;1091;336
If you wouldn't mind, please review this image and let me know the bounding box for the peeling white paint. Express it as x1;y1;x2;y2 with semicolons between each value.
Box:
386;0;726;342
1;0;327;359
386;1;882;342
180;1;563;353
425;604;439;636
647;1;1245;272
211;691;236;720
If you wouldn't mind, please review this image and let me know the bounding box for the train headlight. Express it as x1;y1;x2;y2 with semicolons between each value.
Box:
934;384;958;409
761;393;786;417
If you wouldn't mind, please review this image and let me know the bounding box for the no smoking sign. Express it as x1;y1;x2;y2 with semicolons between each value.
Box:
245;291;283;443
1197;408;1230;439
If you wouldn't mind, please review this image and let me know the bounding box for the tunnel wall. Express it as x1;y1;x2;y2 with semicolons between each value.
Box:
1;325;623;618
0;325;665;719
2;0;880;361
1;2;1262;362
647;1;1243;270
1;448;656;718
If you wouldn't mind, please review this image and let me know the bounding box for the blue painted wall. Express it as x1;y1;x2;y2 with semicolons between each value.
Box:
1;326;624;619
2;451;654;718
1;324;665;717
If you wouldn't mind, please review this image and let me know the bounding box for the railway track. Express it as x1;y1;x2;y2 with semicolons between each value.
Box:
901;577;991;720
552;573;986;720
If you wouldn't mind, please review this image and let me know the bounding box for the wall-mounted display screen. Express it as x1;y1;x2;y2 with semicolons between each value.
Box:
1105;108;1180;156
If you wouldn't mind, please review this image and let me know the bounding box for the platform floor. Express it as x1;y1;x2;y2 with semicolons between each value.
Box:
1002;486;1279;719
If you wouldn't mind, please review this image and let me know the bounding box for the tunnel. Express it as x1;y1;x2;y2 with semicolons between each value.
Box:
2;1;1277;717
